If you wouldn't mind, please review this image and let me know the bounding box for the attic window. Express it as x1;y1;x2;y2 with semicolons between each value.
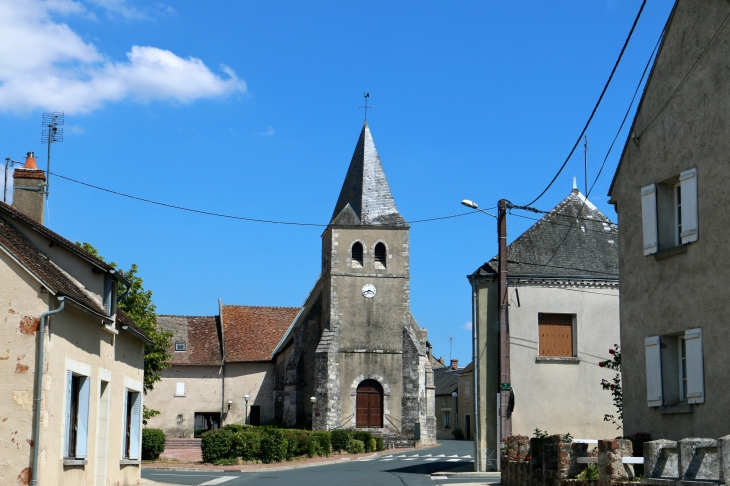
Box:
374;243;386;269
351;242;363;268
175;342;186;352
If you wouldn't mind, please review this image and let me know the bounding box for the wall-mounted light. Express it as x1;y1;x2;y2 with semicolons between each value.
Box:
310;396;316;404
176;414;183;423
452;391;458;398
228;400;233;410
277;396;283;402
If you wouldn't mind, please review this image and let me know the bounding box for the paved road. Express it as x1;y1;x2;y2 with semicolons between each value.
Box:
142;440;500;486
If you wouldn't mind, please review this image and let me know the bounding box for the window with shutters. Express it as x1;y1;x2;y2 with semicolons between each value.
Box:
645;328;704;408
64;371;90;460
374;242;386;269
465;382;471;402
351;242;364;268
538;313;575;357
443;411;451;429
123;389;142;460
641;167;698;256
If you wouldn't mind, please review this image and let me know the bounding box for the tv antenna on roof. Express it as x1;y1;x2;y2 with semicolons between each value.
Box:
41;112;64;200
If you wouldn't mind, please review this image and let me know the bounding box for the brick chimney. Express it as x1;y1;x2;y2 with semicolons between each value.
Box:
13;152;46;224
450;359;458;370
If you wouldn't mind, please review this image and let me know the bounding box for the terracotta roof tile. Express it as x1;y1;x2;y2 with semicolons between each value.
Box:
156;315;222;365
221;305;301;362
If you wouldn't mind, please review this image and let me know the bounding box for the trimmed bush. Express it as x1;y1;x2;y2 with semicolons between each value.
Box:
260;429;287;464
331;429;350;452
351;431;374;452
201;429;233;463
451;428;464;440
194;428;206;438
282;429;310;458
230;431;261;462
223;424;246;433
308;431;331;458
141;428;166;460
374;436;385;452
346;438;365;454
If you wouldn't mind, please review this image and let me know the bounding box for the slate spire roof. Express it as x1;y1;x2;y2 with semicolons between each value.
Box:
330;122;406;226
472;188;619;279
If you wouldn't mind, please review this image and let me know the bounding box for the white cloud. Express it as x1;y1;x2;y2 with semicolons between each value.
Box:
0;0;245;114
256;125;275;137
462;321;472;331
86;0;176;21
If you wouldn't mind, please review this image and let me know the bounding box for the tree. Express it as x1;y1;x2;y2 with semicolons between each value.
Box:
76;242;172;421
598;344;622;430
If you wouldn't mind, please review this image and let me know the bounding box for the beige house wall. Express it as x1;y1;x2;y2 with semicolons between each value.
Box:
457;372;475;441
436;394;456;440
0;250;145;486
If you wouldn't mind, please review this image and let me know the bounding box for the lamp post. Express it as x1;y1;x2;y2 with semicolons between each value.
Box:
310;396;317;430
452;391;459;431
244;395;251;425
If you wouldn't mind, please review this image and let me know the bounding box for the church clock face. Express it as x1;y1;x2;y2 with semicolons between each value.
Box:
362;284;376;299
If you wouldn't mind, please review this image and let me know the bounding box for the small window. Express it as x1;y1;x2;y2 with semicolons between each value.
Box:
443;396;448;406
64;372;90;459
443;411;451;429
351;242;363;268
123;389;141;460
175;382;186;397
175;342;186;352
374;243;386;269
465;382;471;402
538;313;574;357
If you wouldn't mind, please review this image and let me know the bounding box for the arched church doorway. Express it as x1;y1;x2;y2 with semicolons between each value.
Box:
356;380;383;428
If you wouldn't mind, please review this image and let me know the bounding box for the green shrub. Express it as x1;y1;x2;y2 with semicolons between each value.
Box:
311;431;331;456
260;429;287;464
351;431;374;452
141;428;166;460
374;436;385;452
212;457;237;465
201;429;233;463
230;431;261;462
223;424;246;433
577;463;599;480
346;438;365;454
331;429;350;452
282;429;310;458
194;428;206;438
451;428;464;440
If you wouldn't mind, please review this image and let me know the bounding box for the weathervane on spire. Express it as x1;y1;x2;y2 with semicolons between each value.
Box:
359;92;373;121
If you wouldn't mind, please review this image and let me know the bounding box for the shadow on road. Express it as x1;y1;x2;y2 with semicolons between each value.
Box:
385;460;473;475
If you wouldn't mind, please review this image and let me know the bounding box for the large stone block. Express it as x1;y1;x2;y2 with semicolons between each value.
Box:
678;438;718;481
645;439;679;479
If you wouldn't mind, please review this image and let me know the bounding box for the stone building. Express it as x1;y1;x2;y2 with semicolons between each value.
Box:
468;185;621;470
147;122;436;445
608;0;730;441
0;154;150;486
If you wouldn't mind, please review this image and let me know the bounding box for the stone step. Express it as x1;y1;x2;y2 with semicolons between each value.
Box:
164;438;202;449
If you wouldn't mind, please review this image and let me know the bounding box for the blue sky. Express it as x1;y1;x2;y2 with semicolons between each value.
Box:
0;0;674;365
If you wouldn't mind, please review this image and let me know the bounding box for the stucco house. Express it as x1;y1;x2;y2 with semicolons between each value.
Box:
468;186;621;471
456;362;475;441
434;360;460;440
608;0;730;441
0;155;150;486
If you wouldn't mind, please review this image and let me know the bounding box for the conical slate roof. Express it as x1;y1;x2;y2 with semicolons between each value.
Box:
330;122;406;226
473;187;619;278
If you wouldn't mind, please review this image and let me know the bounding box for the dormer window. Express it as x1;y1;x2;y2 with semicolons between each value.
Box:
351;242;363;268
175;342;186;352
374;243;386;269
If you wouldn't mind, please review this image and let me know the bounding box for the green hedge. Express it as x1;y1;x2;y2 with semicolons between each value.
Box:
374;436;385;452
347;438;365;454
351;431;374;452
308;431;332;458
230;431;261;462
141;428;166;460
260;429;288;464
331;429;350;452
201;429;233;463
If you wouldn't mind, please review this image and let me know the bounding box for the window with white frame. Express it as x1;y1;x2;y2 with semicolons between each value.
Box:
641;167;698;255
175;342;186;352
64;371;90;459
175;382;186;397
443;411;451;429
122;389;142;460
645;328;704;408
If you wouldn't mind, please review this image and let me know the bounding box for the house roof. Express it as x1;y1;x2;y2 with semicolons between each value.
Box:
459;361;473;374
434;366;460;396
472;188;619;279
116;309;154;345
330;122;406;226
156;315;222;365
221;305;301;362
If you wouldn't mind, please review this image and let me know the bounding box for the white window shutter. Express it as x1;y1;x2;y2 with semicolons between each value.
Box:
63;371;73;457
122;388;129;457
680;168;698;244
129;393;141;460
176;382;185;396
641;184;658;255
644;336;663;407
75;376;90;459
684;328;704;404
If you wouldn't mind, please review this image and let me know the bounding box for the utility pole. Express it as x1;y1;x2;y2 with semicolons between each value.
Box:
498;199;512;439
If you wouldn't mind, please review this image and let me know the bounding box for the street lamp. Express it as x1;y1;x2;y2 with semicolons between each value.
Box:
310;396;316;431
452;391;459;431
244;395;251;425
461;199;497;219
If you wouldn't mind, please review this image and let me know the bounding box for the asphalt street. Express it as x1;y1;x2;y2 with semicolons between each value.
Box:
142;440;501;486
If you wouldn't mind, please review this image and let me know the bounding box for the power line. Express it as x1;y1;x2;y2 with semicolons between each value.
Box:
49;171;488;227
524;0;647;207
509;213;616;235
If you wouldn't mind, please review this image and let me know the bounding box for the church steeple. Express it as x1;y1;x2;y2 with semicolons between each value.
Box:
330;122;406;226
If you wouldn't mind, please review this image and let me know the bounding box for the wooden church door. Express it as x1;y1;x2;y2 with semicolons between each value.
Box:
356;380;383;428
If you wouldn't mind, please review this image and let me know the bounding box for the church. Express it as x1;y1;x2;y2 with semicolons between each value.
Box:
146;122;436;446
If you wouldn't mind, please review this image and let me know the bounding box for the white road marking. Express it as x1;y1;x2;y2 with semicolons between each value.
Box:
446;459;461;462
381;454;393;458
423;454;432;457
402;458;418;461
425;458;440;461
396;454;406;457
357;459;374;462
379;459;395;461
151;474;222;477
435;454;445;457
462;455;473;458
408;454;419;457
199;477;239;485
448;454;459;457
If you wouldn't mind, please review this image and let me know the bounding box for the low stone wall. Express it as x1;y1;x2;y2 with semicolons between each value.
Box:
501;435;634;486
643;436;730;486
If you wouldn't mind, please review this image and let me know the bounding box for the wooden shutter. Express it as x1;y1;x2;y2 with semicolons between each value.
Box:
63;371;73;456
680;168;698;244
641;184;658;255
538;314;573;357
176;382;185;396
684;328;704;404
129;392;141;459
644;336;663;407
122;388;129;457
75;376;90;459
